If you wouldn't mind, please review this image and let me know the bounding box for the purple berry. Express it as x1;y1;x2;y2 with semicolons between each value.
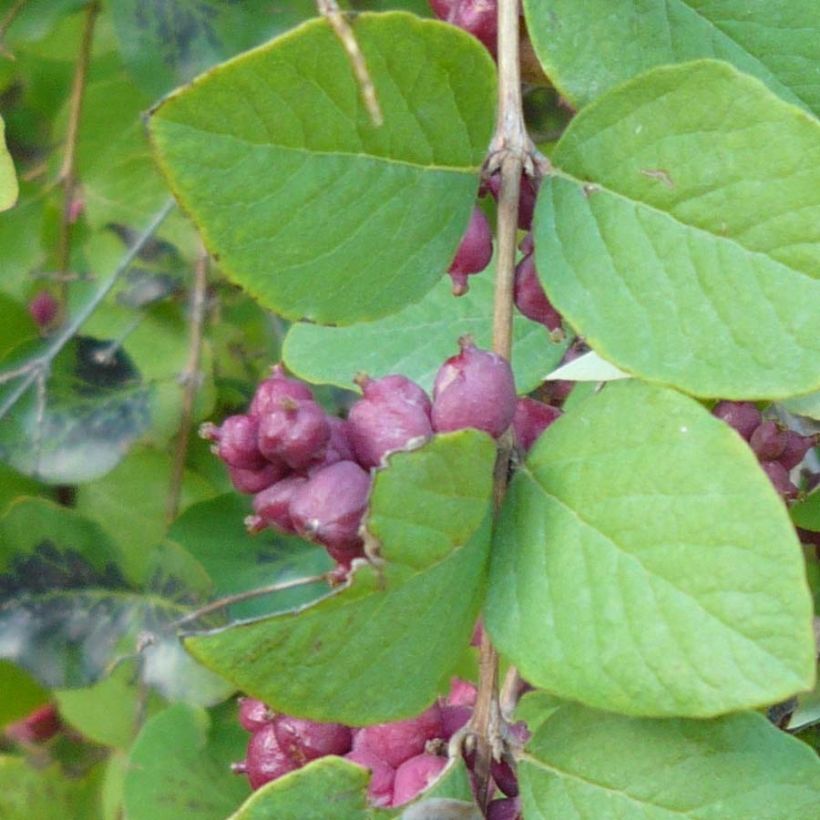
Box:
439;704;472;740
779;431;817;470
238;697;274;732
518;231;534;256
448;207;493;296
487;797;522;820
491;758;519;797
273;716;352;765
289;461;371;551
750;420;788;461
324;539;366;572
354;705;443;769
513;398;562;452
446;678;477;707
348;375;433;468
514;254;562;332
244;723;298;789
431;337;516;438
345;747;395;807
392;753;447;806
429;0;497;54
257;398;330;470
228;461;288;495
246;475;308;535
28;291;59;329
761;461;798;500
249;364;314;417
484;172;537;230
201;414;266;470
711;401;761;442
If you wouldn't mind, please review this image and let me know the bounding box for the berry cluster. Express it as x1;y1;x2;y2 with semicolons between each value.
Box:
234;678;526;814
712;401;817;500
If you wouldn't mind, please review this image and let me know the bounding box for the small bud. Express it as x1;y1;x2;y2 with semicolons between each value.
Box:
447;207;493;295
513;254;562;331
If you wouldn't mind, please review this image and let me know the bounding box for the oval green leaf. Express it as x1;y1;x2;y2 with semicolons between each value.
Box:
536;60;820;399
149;13;496;325
519;706;820;819
524;0;820;114
283;271;568;394
185;431;495;725
485;380;815;717
0;115;17;212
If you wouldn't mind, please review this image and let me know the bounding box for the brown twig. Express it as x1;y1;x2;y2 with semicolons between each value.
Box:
56;1;98;305
166;248;210;523
316;0;382;126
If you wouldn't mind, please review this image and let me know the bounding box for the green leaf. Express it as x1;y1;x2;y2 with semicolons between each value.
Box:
110;0;318;98
0;115;18;211
535;60;820;399
229;757;369;820
518;706;820;819
168;495;333;620
149;12;496;325
791;490;820;533
513;690;564;735
186;431;495;725
0;661;49;727
283;271;568;395
124;703;249;820
0;336;151;484
485;380;815;717
523;0;820;114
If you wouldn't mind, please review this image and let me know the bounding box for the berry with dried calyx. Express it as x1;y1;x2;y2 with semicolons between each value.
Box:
514;253;563;332
273;716;352;765
513;398;562;452
246;475;308;535
391;753;447;806
243;723;298;789
249;364;314;417
711;401;761;442
447;206;493;295
257;398;330;470
354;704;444;769
238;697;274;733
431;337;516;438
201;414;266;470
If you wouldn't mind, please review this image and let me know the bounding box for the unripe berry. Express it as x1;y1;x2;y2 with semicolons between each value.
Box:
779;431;817;471
289;461;371;551
711;401;761;442
448;207;493;296
273;716;352;765
513;398;562;452
228;461;288;495
392;753;447;806
431;338;516;438
354;704;443;769
257;398;330;470
348;375;433;468
514;254;562;331
244;723;298;789
28;291;59;330
246;475;308;535
487;797;522;820
201;414;266;470
249;364;314;417
345;747;395;807
238;697;274;732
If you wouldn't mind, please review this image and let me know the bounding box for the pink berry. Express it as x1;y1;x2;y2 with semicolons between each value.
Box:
448;207;493;295
5;704;61;744
201;415;266;470
392;753;447;806
513;398;562;452
354;705;443;769
28;291;59;329
761;461;798;500
429;0;498;54
750;420;788;461
711;401;761;442
439;704;472;740
289;461;371;551
487;797;522;820
431;337;516;438
779;431;817;470
484;172;538;230
244;723;298;790
246;475;308;535
257;398;330;470
238;697;274;733
345;747;395;807
348;376;433;468
513;254;563;331
273;716;352;765
446;678;477;707
249;364;314;417
228;461;288;495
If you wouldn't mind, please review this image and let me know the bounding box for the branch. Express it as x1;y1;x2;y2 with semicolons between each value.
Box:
166;247;210;523
0;198;176;423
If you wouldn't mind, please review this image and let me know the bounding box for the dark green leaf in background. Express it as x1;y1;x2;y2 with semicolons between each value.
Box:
535;60;820;399
523;0;820;114
486;380;815;717
150;13;496;325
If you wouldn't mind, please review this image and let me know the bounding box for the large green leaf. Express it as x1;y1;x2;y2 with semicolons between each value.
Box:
283;270;568;394
519;705;820;819
485;380;815;717
524;0;820;115
535;60;820;399
123;703;249;820
0;115;17;211
186;431;495;725
0;661;49;727
149;13;496;325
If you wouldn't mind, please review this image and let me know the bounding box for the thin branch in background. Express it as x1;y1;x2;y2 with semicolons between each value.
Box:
56;0;99;306
0;198;176;424
166;247;210;523
0;0;28;59
316;0;382;126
